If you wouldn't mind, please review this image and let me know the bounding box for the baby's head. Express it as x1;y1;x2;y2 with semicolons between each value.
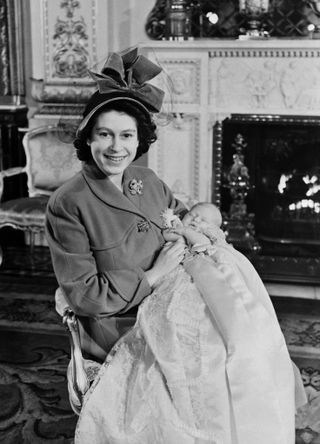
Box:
183;202;222;228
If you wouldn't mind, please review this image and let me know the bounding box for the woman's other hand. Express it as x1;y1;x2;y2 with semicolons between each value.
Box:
145;240;186;288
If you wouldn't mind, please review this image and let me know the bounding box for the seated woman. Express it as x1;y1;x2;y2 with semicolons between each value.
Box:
45;48;186;365
74;201;306;443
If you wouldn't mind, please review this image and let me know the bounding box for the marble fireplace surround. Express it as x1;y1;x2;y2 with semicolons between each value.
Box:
142;39;320;202
141;39;320;297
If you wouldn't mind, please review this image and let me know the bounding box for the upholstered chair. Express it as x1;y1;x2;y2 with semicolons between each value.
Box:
0;125;82;260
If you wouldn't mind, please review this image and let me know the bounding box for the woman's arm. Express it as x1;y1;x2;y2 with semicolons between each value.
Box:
46;196;152;317
46;179;187;317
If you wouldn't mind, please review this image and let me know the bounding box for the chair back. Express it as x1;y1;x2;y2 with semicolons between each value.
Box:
23;125;82;197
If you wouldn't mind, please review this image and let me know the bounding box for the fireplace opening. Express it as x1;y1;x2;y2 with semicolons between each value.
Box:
217;114;320;283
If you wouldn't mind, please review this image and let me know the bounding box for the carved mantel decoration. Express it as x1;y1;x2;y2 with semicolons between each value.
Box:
209;47;320;114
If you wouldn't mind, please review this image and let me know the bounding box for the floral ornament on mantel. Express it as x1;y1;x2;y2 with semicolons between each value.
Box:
128;178;143;195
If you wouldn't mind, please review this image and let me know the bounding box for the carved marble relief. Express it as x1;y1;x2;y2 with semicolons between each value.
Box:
210;50;320;114
148;114;200;204
152;59;201;105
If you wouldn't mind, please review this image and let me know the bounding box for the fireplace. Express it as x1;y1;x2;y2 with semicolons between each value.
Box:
216;114;320;284
141;40;320;285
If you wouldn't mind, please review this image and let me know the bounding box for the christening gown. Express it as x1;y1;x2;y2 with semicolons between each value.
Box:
74;230;305;444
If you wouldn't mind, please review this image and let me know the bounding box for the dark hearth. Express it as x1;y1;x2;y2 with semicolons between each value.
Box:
217;114;320;284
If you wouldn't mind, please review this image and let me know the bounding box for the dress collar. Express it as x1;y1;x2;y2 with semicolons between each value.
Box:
81;162;145;217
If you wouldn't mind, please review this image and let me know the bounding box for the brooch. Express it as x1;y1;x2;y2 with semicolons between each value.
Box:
160;208;182;229
128;178;143;195
137;220;151;232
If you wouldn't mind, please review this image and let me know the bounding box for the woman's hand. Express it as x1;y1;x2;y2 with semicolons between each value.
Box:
145;240;186;288
162;228;184;243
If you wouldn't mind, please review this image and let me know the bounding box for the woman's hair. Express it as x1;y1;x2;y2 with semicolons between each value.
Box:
74;98;157;162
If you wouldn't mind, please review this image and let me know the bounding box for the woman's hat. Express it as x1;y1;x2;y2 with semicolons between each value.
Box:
77;47;165;137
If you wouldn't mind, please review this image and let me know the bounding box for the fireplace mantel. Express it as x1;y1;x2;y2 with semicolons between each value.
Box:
141;39;320;291
142;39;320;203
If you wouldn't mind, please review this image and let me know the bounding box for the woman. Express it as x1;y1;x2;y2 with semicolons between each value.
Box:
45;47;186;362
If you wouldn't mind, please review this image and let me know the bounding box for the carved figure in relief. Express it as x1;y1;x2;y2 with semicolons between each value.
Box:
216;60;234;106
170;69;189;95
280;61;300;108
296;64;320;110
245;61;276;108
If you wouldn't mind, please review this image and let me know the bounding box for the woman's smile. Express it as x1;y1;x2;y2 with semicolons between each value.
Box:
103;154;128;163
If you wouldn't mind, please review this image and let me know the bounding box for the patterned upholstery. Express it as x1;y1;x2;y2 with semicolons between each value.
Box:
24;128;82;196
0;125;82;251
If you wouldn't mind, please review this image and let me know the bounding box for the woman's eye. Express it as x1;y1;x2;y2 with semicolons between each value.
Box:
99;132;112;138
122;133;133;139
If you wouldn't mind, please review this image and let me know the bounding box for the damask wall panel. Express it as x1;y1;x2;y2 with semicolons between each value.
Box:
30;0;109;105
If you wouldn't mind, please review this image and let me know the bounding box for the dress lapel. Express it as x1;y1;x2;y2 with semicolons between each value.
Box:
81;163;144;217
81;163;164;230
123;166;164;230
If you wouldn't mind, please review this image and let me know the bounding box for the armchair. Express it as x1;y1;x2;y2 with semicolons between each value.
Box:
0;125;82;260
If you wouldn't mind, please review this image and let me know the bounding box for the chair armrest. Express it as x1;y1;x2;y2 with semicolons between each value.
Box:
63;308;91;403
0;166;26;201
0;166;26;179
55;287;100;414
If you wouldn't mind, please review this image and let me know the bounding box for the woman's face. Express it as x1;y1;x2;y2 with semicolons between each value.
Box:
88;110;139;180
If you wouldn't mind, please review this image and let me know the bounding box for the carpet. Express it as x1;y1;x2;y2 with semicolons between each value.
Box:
0;265;77;444
274;297;320;444
0;247;319;443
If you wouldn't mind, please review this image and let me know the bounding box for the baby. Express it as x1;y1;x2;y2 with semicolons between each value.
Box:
162;202;226;253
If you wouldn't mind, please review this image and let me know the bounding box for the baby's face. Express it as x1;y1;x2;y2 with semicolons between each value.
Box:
182;206;214;228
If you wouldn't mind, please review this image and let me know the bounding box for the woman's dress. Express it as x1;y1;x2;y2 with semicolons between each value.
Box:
74;240;302;444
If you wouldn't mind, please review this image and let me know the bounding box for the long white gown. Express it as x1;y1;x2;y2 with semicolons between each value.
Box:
74;240;304;444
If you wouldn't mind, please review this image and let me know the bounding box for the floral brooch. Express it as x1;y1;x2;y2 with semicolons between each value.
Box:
160;208;182;229
128;178;143;195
